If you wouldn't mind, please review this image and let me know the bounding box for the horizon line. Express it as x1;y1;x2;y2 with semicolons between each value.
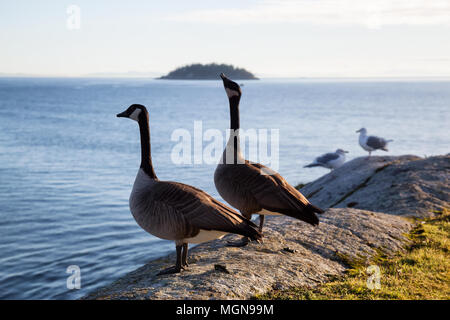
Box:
1;74;450;81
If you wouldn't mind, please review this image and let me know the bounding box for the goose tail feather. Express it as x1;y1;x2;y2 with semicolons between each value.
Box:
238;219;262;241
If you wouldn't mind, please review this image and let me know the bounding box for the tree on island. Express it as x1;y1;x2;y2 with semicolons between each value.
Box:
159;63;258;80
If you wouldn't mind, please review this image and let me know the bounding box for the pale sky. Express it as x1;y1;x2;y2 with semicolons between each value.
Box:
1;0;450;77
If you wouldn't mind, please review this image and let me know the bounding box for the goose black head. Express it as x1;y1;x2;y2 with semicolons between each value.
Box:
117;104;147;122
220;73;241;99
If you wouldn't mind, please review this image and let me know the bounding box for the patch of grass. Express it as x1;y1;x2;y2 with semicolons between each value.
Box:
255;210;450;300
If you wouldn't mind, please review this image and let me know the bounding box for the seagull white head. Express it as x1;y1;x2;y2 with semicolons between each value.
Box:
116;104;147;122
356;128;367;134
336;149;349;155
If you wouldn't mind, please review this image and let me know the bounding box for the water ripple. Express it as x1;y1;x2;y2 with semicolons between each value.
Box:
0;78;449;299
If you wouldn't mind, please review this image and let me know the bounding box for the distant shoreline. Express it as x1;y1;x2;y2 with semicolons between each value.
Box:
2;75;450;82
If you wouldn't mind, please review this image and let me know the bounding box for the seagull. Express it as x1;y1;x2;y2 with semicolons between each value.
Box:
356;128;393;157
304;149;348;170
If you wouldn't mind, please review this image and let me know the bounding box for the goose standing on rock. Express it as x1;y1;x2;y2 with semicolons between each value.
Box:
357;128;393;158
304;149;348;170
117;104;262;275
214;74;323;247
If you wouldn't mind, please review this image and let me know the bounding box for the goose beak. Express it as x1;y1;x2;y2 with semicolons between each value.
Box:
220;73;226;80
356;129;361;133
344;150;349;153
116;111;128;118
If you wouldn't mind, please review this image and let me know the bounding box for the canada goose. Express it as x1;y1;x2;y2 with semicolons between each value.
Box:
304;149;348;170
214;74;323;246
356;128;393;158
117;104;262;274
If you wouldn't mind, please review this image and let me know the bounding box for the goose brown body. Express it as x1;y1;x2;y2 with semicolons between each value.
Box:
117;104;261;274
214;74;323;233
130;168;261;244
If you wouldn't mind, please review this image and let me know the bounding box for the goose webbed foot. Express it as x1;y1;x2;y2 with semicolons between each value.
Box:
227;237;250;247
157;265;184;276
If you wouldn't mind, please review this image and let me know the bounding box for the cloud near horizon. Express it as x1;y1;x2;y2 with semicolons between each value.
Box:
164;0;450;29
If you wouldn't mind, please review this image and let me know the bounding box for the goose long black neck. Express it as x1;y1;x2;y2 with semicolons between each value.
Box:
229;96;240;131
228;96;241;163
137;114;157;179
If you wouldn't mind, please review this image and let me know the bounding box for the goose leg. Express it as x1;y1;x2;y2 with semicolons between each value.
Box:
157;245;183;275
181;243;189;267
258;214;265;233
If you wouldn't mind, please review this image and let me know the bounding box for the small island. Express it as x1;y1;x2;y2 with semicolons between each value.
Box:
159;63;258;80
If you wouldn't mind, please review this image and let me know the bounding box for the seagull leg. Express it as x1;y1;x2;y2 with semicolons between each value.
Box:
258;215;265;233
157;245;183;275
181;243;189;267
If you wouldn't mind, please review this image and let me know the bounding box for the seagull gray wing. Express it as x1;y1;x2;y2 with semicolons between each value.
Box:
316;152;339;164
366;136;387;149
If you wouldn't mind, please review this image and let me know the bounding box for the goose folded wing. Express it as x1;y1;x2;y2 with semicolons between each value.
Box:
152;181;258;235
232;161;319;225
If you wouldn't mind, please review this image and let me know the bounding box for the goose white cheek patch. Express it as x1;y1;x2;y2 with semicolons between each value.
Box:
129;108;141;121
225;88;239;98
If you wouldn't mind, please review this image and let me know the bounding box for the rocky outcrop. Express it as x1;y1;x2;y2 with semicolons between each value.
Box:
159;63;258;80
83;155;448;300
83;208;411;300
301;155;449;217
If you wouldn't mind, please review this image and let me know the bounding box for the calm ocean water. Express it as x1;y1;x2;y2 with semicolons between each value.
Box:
0;77;449;299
